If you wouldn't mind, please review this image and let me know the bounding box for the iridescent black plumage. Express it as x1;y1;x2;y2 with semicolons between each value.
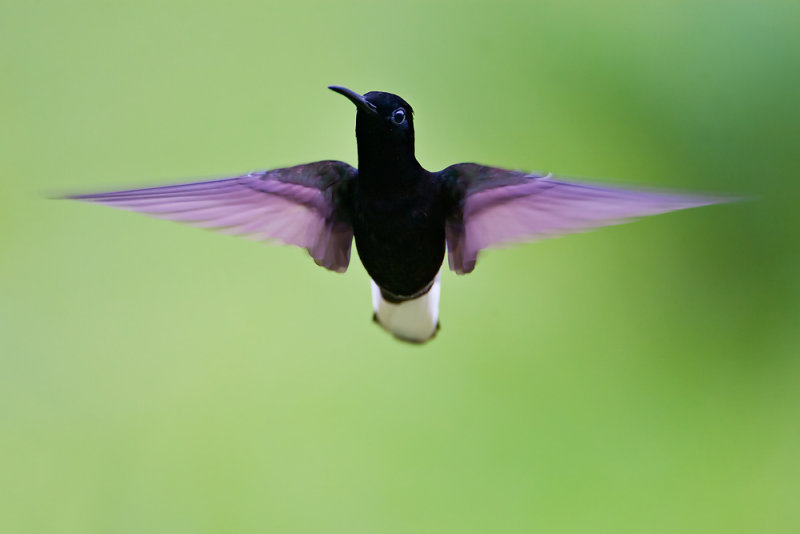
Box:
342;90;447;298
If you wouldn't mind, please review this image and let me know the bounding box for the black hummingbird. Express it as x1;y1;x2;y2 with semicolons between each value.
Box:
69;86;727;343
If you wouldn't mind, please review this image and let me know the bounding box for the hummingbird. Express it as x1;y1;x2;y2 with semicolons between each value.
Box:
68;86;727;343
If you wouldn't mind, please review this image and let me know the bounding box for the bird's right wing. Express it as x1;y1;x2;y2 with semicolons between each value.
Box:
67;160;357;272
439;163;730;274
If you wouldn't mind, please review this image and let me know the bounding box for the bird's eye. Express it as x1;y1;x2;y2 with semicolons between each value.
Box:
391;108;406;124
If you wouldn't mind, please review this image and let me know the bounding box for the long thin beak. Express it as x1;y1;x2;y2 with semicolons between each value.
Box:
328;85;377;115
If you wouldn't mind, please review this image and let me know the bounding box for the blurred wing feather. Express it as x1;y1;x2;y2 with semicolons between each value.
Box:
441;163;730;274
68;160;357;272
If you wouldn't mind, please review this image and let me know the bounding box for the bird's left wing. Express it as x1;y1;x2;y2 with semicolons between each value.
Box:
68;160;357;272
439;163;730;274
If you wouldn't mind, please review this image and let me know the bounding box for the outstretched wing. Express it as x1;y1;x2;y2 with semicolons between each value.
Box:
68;160;357;272
439;163;730;274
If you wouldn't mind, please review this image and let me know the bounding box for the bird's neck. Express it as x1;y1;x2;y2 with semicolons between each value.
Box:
356;135;421;186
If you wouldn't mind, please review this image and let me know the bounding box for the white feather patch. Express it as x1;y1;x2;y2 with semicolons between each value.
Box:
371;272;441;343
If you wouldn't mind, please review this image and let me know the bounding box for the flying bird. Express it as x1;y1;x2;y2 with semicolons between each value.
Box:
68;86;728;343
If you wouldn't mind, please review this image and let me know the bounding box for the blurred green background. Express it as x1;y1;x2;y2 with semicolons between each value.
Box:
2;0;799;532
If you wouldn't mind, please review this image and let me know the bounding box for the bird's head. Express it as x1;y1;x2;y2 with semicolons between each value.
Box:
329;86;416;164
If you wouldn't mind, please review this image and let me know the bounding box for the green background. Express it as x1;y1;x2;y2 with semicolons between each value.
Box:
2;0;799;532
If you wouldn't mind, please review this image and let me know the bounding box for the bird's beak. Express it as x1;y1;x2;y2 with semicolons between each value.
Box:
328;85;378;115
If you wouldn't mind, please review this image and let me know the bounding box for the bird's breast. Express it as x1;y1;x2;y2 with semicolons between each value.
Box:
352;183;446;296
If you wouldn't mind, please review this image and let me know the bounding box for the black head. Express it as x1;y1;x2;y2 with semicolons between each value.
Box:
329;85;414;130
329;86;417;169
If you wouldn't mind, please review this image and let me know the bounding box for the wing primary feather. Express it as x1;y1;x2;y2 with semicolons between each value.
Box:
441;163;735;274
66;162;357;272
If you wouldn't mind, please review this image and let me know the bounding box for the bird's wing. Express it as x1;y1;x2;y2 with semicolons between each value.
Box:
438;163;729;274
67;160;357;272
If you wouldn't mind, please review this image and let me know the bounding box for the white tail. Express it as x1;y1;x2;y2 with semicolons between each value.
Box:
371;272;441;343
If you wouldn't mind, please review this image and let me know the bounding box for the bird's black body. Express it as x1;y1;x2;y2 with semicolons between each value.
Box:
353;169;446;298
349;91;446;298
68;86;728;343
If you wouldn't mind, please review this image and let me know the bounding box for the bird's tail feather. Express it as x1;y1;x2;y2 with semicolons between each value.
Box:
371;273;440;344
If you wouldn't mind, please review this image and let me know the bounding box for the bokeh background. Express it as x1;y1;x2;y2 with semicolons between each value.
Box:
2;0;799;532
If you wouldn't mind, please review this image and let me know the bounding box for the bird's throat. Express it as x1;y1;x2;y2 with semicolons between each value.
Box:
356;140;421;187
355;119;420;184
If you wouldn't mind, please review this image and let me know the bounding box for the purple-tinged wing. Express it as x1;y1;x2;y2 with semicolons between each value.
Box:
67;160;357;272
440;163;731;274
